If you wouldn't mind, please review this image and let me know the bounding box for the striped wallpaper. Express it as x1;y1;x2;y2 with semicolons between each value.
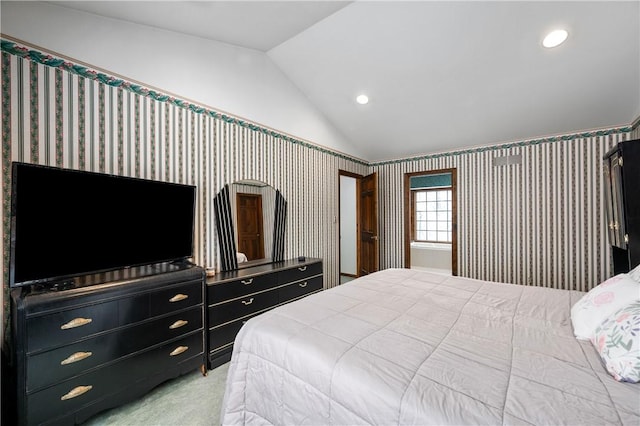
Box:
372;132;637;292
0;41;369;337
632;116;640;140
1;39;639;339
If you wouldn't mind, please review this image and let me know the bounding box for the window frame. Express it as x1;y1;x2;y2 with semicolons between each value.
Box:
411;187;452;244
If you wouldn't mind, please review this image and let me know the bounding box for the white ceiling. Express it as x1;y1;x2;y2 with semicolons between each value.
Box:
50;1;351;52
48;1;640;162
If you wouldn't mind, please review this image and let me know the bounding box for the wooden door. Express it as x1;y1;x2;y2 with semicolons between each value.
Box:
236;193;265;260
359;172;379;275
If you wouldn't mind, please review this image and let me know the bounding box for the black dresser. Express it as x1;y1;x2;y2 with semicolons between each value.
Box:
8;263;205;426
604;139;640;273
206;258;323;369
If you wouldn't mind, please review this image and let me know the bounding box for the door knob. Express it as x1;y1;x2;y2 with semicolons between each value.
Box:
371;236;378;241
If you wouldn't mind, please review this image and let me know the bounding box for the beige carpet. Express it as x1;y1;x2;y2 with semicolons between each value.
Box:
83;362;229;425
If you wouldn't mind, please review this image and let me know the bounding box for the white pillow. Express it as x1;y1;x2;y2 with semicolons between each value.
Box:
571;274;640;340
591;302;640;383
628;264;640;283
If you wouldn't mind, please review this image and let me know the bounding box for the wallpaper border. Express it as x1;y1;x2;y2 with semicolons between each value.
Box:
1;38;637;169
0;38;369;167
370;126;633;166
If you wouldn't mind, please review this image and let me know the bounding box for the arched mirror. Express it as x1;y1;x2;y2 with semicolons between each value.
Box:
213;180;287;272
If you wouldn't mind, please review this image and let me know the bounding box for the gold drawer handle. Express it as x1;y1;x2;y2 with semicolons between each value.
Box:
169;294;188;302
241;298;254;306
61;385;92;401
61;351;93;365
241;278;253;285
169;320;188;329
60;317;92;330
299;281;308;288
170;346;189;356
298;266;307;272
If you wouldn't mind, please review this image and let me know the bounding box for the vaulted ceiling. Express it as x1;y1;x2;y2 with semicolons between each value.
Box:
48;1;640;161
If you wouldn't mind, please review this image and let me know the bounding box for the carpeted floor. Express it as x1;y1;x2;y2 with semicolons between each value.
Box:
83;362;229;426
339;274;355;284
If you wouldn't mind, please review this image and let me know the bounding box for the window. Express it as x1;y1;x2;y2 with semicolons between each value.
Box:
413;189;452;243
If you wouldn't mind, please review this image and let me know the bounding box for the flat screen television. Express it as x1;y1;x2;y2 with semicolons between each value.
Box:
9;162;197;288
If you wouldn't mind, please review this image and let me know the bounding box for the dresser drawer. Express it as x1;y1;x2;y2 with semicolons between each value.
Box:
279;276;323;302
279;262;323;284
26;280;202;354
26;301;119;353
118;279;203;325
207;272;278;305
208;314;259;352
26;331;203;426
27;306;203;392
149;280;203;316
209;287;278;327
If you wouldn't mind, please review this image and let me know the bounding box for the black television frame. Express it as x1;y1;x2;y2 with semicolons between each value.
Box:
8;162;197;288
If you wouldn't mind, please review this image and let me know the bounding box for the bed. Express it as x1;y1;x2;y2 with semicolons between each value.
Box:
220;268;640;425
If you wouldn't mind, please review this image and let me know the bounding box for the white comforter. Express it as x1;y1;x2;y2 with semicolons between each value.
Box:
220;268;640;425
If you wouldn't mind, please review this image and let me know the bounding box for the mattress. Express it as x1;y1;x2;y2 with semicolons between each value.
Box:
220;268;640;425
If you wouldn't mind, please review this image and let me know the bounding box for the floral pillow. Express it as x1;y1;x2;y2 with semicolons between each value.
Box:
571;274;640;340
591;302;640;383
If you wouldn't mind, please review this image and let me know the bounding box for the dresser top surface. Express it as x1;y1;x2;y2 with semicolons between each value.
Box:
12;264;204;311
207;258;322;286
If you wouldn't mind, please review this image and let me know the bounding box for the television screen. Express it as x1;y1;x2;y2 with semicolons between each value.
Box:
9;162;197;287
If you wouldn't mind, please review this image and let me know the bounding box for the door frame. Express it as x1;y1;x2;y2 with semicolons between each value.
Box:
339;170;362;278
403;168;458;275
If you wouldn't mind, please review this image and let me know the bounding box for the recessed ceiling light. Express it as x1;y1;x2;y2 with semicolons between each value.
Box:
543;29;568;48
356;94;369;105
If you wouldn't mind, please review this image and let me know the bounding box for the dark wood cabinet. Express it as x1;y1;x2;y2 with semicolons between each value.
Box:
604;139;640;274
206;258;323;369
8;264;205;425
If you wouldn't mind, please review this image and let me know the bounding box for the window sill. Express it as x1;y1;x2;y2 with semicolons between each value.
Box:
410;242;452;251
